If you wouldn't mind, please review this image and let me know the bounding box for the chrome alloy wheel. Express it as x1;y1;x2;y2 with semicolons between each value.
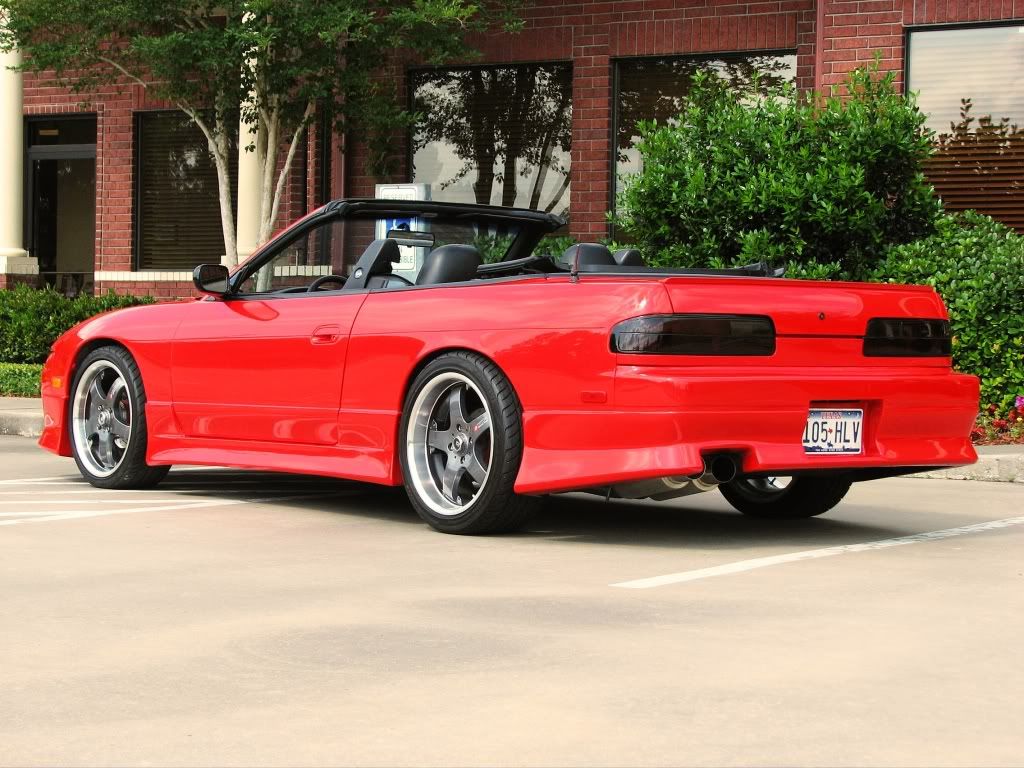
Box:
71;360;132;478
406;372;493;516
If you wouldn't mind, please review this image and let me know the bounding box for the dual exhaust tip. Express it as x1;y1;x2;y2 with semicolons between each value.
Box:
692;454;739;490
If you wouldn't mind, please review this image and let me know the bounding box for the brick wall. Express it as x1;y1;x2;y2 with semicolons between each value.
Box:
20;70;310;292
14;2;1024;296
817;0;1024;91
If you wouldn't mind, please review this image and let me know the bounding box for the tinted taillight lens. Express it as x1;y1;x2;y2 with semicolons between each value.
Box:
863;318;952;357
611;314;776;356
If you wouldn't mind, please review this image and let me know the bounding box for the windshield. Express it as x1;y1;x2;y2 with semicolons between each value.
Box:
235;210;527;294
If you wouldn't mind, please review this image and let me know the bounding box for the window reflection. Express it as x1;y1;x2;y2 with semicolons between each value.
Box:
411;64;572;218
909;25;1024;232
614;53;797;197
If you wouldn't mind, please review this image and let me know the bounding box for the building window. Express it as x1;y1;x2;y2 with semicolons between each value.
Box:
135;111;238;270
614;52;797;200
908;24;1024;232
410;63;572;218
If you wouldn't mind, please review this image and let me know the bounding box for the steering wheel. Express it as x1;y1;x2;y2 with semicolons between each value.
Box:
307;274;347;292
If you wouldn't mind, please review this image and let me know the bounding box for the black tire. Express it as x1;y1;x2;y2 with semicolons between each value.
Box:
399;351;540;534
719;475;852;519
68;345;170;489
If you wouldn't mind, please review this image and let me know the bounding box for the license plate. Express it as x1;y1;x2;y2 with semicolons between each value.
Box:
803;409;863;454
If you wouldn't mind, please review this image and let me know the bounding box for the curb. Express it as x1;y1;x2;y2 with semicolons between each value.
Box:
0;398;43;438
1;398;1022;482
911;448;1024;484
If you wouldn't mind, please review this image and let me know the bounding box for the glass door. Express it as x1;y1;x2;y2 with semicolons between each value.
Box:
25;117;97;296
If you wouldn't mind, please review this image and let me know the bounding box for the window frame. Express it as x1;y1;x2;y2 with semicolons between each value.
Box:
405;60;574;213
132;109;238;272
903;19;1024;104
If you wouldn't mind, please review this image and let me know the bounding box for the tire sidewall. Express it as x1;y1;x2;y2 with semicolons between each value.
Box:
399;354;516;533
68;347;149;488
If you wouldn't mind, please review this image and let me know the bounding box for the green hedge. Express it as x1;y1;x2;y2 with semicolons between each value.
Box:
0;285;153;365
871;212;1024;409
0;363;43;397
614;64;941;277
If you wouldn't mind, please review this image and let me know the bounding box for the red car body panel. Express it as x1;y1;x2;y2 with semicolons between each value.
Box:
39;268;979;494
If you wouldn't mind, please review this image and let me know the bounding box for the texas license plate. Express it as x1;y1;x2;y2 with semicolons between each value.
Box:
803;409;863;454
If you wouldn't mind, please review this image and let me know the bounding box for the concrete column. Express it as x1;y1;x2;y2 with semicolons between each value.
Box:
235;116;262;263
0;35;32;270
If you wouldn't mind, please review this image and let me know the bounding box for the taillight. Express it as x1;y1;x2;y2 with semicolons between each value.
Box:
611;314;776;356
863;318;952;357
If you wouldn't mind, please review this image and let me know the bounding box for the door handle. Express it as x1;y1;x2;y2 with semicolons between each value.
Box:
311;324;342;345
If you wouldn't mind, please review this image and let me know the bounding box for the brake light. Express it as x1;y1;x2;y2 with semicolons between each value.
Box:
611;314;776;356
863;318;952;357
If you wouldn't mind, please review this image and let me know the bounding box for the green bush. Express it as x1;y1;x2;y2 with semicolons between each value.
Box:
0;362;43;397
0;285;154;364
614;64;942;276
871;212;1024;409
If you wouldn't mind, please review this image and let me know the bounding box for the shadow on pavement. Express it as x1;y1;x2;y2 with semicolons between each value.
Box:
162;468;906;551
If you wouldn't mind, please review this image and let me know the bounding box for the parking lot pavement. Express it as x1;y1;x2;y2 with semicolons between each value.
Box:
2;435;1023;767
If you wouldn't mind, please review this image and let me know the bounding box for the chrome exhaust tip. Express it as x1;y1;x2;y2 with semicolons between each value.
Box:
692;454;739;490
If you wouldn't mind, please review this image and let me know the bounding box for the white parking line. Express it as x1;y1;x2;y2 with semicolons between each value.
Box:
0;476;68;485
2;499;207;505
0;493;336;527
611;515;1024;589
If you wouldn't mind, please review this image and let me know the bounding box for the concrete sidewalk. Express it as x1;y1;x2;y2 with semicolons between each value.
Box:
0;396;44;438
2;396;1021;482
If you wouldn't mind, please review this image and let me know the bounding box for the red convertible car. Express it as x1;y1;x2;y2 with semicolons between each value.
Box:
39;199;978;534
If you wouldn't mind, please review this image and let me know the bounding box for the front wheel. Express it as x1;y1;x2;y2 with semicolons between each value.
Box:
69;346;170;489
719;475;852;519
399;351;540;534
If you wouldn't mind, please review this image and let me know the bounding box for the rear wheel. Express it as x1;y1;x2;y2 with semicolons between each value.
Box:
69;346;170;489
719;475;852;519
399;352;539;534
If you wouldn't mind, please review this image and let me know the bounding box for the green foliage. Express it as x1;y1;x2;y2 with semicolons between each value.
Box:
473;233;517;264
0;363;43;397
871;212;1024;409
1;0;521;260
615;63;942;276
0;286;153;365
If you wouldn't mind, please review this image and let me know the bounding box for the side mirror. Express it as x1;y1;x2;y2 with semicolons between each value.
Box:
193;264;230;296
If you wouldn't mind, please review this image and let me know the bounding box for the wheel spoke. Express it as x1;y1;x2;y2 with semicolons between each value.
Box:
427;429;449;452
440;460;464;502
446;385;467;425
465;453;487;484
467;411;490;439
107;377;127;406
89;376;108;405
85;408;101;436
95;432;115;468
110;414;131;442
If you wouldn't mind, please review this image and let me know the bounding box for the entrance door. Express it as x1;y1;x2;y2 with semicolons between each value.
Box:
25;117;97;296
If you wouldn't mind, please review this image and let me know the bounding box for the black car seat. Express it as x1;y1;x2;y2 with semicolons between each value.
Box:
345;238;402;290
416;244;482;286
560;243;617;268
612;248;645;267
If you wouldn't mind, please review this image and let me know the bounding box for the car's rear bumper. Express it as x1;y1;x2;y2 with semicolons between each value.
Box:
514;367;979;494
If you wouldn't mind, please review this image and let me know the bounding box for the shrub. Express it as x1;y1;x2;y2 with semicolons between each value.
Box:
0;285;154;364
614;63;942;276
871;212;1024;409
0;363;43;397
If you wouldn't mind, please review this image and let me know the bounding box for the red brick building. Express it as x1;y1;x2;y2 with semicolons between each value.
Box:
0;0;1021;298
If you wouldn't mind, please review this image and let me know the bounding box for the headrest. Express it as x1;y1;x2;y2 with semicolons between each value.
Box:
416;244;482;286
561;243;616;268
612;248;645;267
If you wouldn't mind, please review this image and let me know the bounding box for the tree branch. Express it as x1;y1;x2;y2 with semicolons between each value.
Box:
267;100;316;236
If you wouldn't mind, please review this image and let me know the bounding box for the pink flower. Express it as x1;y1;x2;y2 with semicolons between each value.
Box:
1016;395;1024;410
